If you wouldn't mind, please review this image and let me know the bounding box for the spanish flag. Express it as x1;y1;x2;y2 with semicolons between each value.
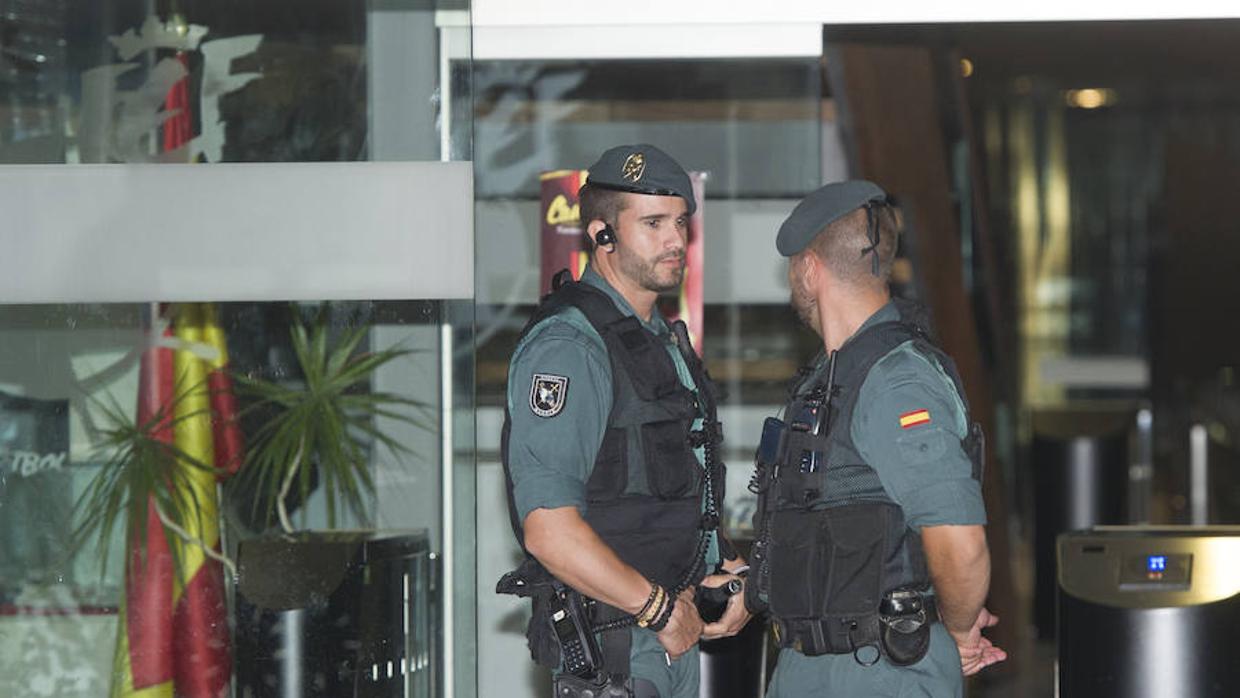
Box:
111;303;238;697
899;409;932;429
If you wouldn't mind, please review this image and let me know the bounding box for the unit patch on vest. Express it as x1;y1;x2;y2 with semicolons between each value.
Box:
530;373;569;418
899;409;932;429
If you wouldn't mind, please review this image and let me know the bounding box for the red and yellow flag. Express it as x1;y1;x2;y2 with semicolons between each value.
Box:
899;409;932;429
111;303;238;698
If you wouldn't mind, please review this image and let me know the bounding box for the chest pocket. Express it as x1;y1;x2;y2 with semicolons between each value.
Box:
603;317;701;501
641;417;698;499
895;426;948;464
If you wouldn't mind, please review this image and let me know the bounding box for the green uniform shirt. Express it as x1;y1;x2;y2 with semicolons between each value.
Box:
768;301;986;698
506;267;713;697
851;302;986;528
506;267;711;529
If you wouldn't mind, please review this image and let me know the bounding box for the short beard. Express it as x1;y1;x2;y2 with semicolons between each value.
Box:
791;286;818;331
618;247;685;293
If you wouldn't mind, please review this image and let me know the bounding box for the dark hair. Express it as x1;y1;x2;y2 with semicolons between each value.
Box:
577;183;628;252
806;204;899;287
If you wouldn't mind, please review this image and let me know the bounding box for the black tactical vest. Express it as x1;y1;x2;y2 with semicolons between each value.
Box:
501;278;724;593
747;300;983;661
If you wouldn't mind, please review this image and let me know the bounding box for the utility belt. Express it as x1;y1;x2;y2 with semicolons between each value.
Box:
755;496;939;667
773;588;939;666
747;407;941;667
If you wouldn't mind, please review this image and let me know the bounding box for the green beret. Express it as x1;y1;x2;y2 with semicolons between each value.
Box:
776;180;888;256
585;144;697;215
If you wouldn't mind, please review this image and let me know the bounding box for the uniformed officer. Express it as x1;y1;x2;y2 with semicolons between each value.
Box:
748;181;1007;697
500;144;750;698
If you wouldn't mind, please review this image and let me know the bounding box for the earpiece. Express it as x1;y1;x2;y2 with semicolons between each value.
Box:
595;225;616;250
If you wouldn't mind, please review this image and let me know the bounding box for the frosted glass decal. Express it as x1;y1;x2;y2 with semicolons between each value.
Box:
78;16;261;164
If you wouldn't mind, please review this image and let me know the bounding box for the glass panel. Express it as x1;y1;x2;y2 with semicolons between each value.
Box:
0;300;474;697
0;1;475;696
473;56;823;697
0;0;470;164
473;58;822;199
0;298;471;694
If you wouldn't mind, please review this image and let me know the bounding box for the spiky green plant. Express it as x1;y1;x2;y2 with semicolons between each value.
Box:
70;382;225;581
233;311;431;534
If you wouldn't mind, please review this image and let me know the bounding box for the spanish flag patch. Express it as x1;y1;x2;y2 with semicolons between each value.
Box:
899;409;932;429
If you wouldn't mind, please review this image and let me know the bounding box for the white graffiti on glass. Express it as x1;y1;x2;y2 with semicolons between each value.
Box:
3;450;68;478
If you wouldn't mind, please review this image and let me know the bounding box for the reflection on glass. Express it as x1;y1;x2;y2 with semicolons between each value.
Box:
473;59;822;199
471;55;823;698
1;1;460;165
0;300;468;697
3;1;474;695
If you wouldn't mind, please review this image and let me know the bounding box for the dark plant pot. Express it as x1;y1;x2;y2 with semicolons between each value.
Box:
234;530;434;698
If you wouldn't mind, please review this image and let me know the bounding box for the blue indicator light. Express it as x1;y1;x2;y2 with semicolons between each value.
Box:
1148;555;1167;572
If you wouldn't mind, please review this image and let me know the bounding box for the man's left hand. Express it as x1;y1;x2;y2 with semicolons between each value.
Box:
951;607;1007;676
699;573;751;640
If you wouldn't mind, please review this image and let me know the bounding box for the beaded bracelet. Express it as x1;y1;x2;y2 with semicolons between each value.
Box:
636;584;666;628
647;590;677;632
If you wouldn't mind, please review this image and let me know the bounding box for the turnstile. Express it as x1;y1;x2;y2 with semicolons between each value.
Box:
1058;527;1240;697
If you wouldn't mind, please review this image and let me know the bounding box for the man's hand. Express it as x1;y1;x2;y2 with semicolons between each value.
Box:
656;588;704;659
700;573;751;640
922;525;1005;676
950;607;1007;676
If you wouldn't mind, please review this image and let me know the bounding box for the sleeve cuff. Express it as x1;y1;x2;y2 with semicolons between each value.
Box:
902;480;987;529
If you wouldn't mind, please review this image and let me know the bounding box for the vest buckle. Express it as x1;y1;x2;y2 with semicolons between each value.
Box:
688;429;707;448
699;512;719;531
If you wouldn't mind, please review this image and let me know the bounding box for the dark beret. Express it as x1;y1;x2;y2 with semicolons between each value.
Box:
776;180;888;256
585;144;697;215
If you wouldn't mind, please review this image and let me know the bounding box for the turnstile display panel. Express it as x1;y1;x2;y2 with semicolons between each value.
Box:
1119;553;1192;591
1059;527;1240;697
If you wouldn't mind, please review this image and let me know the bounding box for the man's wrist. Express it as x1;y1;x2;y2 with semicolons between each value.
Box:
625;579;658;615
635;583;667;627
646;589;676;632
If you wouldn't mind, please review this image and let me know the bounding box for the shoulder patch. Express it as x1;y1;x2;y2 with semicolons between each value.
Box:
529;373;569;418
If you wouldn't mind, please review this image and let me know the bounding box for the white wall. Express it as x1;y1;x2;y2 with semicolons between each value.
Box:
473;1;1240;27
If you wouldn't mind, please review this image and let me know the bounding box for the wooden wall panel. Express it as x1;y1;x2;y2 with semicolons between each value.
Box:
827;42;1023;669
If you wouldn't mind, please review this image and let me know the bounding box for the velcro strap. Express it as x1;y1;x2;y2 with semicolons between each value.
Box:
600;626;632;683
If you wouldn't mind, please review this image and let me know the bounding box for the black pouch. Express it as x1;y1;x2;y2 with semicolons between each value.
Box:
527;593;561;668
766;501;891;636
879;589;932;666
766;506;822;618
641;418;697;499
963;422;986;486
587;428;629;501
497;559;562;668
552;674;632;698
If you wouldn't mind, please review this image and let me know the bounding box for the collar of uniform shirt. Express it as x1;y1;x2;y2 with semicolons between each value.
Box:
803;300;900;385
846;300;899;347
580;266;672;337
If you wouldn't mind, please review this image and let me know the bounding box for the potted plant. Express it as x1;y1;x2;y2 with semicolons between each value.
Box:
71;380;227;579
72;303;434;696
229;307;429;535
227;306;435;696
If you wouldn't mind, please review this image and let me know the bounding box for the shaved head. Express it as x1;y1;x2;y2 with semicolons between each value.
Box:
801;205;899;290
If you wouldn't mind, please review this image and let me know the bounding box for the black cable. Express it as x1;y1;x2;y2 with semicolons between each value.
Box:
591;415;721;633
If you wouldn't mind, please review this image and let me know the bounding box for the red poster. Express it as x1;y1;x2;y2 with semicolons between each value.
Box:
539;170;705;355
538;169;591;296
